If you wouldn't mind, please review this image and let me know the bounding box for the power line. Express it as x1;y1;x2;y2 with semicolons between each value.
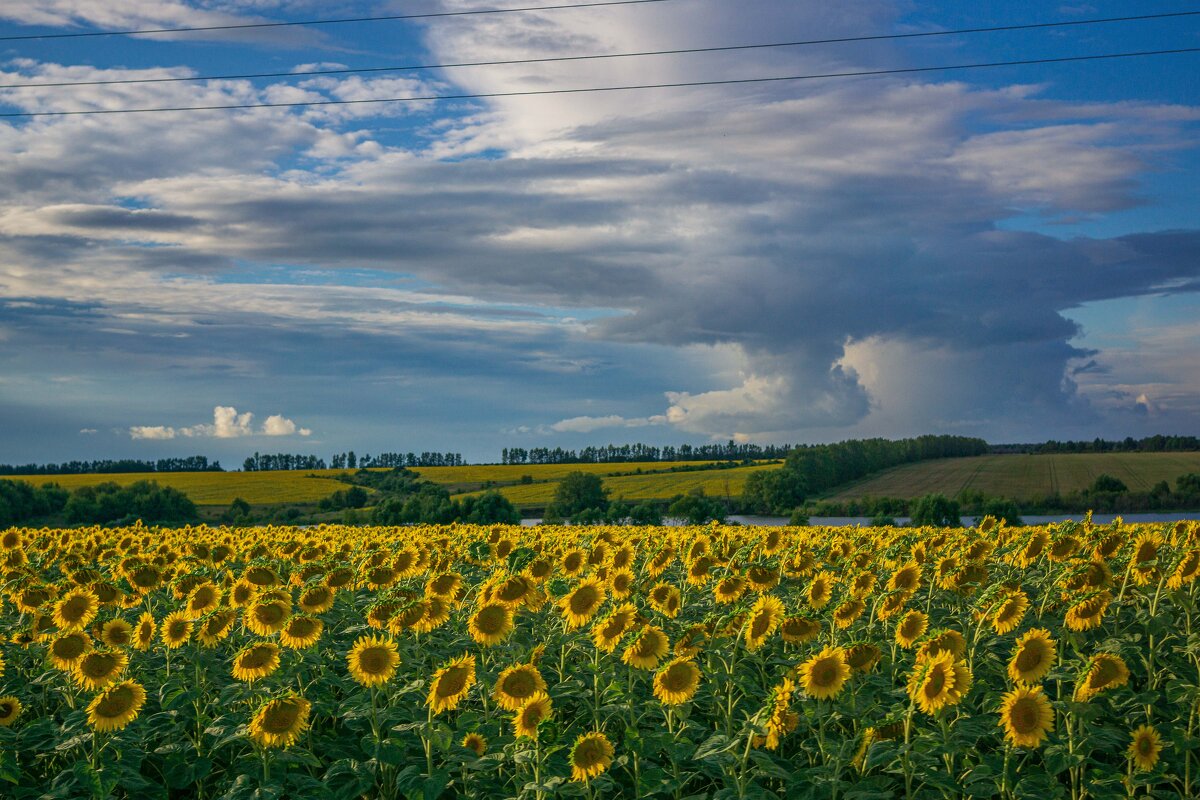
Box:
0;0;675;42
1;46;1197;118
2;10;1198;91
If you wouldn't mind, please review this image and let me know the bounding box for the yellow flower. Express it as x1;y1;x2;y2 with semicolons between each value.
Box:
895;610;928;649
232;643;281;682
744;595;784;651
297;582;336;614
780;616;821;645
591;603;637;653
87;680;146;733
713;576;747;604
248;695;311;749
991;591;1029;635
512;691;552;739
797;646;850;700
806;571;835;609
561;578;607;628
160;610;193;649
833;598;865;629
1128;724;1162;772
887;562;922;594
461;732;487;756
469;602;514;646
100;618;133;649
1064;590;1111;632
133;612;156;651
1008;628;1056;685
185;582;222;617
762;678;798;750
49;631;93;672
653;658;700;705
245;599;292;636
622;625;669;671
53;588;99;632
569;731;614;782
347;636;400;687
1074;652;1130;701
0;695;22;727
493;663;547;712
428;653;476;714
846;643;882;673
196;609;239;648
907;651;967;715
609;569;634;600
73;649;129;691
998;686;1053;749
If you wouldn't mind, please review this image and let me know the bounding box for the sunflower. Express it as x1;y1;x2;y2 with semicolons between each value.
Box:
998;686;1053;749
609;569;634;600
591;603;637;653
248;695;311;749
713;576;747;605
461;732;488;756
0;696;21;727
1064;590;1111;632
991;591;1029;635
100;618;133;649
806;572;835;609
469;602;514;647
1074;653;1130;701
1008;628;1056;685
674;624;708;658
1131;531;1163;585
907;651;962;715
133;612;156;651
919;629;967;660
295;583;335;615
493;663;547;711
895;610;928;649
53;587;100;632
160;610;193;649
850;572;877;599
647;582;682;618
762;678;798;750
49;631;93;671
876;591;909;621
622;625;670;670
833;598;865;629
428;653;477;714
232;642;282;683
346;635;400;687
797;646;850;700
229;578;258;608
274;614;322;650
186;582;222;617
196;609;239;648
561;579;607;629
887;562;922;594
780;616;822;645
73;649;129;691
87;680;146;733
746;565;780;592
847;643;882;673
512;691;553;739
561;548;586;576
1168;548;1200;589
1128;724;1162;772
493;575;533;607
744;595;784;652
653;658;701;705
569;731;615;782
245;599;292;637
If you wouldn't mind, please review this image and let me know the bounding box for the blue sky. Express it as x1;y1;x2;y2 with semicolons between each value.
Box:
0;0;1197;465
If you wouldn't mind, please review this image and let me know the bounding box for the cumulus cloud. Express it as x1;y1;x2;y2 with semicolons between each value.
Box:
128;406;310;439
550;414;667;433
79;427;97;434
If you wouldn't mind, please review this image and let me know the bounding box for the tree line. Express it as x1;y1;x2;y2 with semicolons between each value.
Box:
0;478;195;526
0;456;220;475
741;435;990;514
1029;435;1200;454
327;451;465;470
500;441;793;465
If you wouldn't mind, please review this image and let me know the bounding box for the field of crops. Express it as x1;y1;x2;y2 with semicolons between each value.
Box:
826;452;1200;501
0;517;1195;798
412;462;726;486
6;471;350;506
459;463;781;507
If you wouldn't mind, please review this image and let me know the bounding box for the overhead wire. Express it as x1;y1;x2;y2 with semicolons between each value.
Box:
0;10;1197;91
0;0;676;42
1;46;1197;118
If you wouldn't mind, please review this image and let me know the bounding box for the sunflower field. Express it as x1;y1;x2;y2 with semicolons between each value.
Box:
0;516;1196;799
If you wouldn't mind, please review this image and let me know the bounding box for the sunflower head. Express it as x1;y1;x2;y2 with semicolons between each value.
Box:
53;588;99;632
428;653;477;714
561;579;607;628
1128;724;1162;772
280;615;324;649
1008;628;1057;685
232;642;282;683
0;696;22;727
653;658;701;705
895;610;928;649
248;695;311;749
461;732;488;756
347;635;400;687
74;649;129;691
469;602;514;647
160;610;193;649
493;663;547;711
622;625;669;671
998;686;1054;749
1074;652;1130;701
87;680;146;733
133;612;156;651
797;646;850;701
513;691;553;739
569;732;615;782
744;595;784;651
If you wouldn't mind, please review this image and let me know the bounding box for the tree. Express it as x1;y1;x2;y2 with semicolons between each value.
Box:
629;502;663;526
668;488;726;525
457;491;521;525
546;472;609;521
909;494;961;527
1091;474;1128;493
978;498;1023;527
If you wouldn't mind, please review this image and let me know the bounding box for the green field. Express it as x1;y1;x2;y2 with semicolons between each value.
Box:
10;471;349;506
459;462;782;507
825;452;1200;501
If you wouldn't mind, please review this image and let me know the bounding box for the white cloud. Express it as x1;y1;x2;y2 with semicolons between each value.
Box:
128;406;310;440
78;427;97;434
549;414;666;433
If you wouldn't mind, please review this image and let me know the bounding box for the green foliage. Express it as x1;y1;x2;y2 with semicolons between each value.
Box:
1177;473;1200;494
628;501;663;526
1091;474;1128;493
62;480;196;525
909;493;961;527
667;488;726;525
0;479;68;526
978;497;1023;526
456;491;521;525
545;471;609;521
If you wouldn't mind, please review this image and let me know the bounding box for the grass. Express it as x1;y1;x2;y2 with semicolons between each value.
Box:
824;452;1200;501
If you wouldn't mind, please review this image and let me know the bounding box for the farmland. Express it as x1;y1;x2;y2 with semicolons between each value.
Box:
0;519;1195;797
5;470;350;506
825;452;1200;502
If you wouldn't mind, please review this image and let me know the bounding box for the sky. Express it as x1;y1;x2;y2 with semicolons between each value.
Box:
0;0;1197;466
